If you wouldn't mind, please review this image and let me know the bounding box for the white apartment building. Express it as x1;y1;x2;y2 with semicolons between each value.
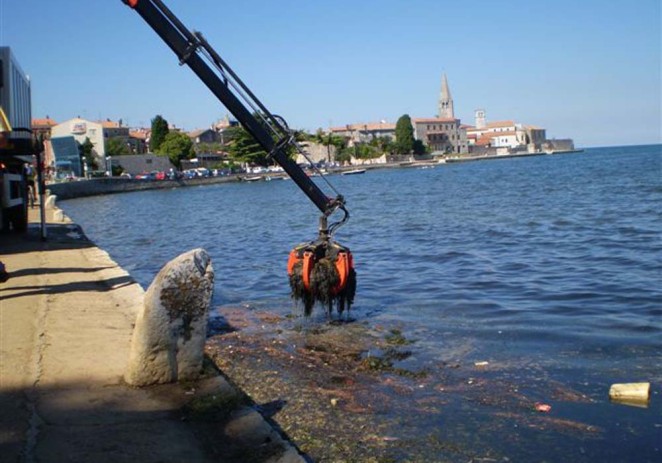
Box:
51;118;130;169
466;114;546;153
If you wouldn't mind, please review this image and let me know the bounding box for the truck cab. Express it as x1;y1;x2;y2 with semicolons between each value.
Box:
0;47;33;233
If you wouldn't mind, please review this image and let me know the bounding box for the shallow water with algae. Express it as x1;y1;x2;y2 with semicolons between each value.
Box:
62;145;662;462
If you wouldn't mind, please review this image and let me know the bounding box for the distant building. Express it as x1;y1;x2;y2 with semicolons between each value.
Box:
326;73;573;157
212;115;239;146
51;117;130;169
181;153;227;170
438;73;454;119
32;117;57;140
213;115;238;132
188;128;218;144
295;141;336;165
544;138;575;152
465;112;547;154
412;74;468;154
474;109;486;129
51;118;105;168
0;47;31;146
114;154;174;176
329;121;396;146
128;128;148;154
48;136;83;177
99;119;129;138
413;117;467;154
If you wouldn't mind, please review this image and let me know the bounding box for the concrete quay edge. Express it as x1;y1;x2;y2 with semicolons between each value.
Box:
0;204;307;463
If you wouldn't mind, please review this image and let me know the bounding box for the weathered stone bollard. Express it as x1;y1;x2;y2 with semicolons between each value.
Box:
53;209;65;222
125;248;214;387
44;194;57;208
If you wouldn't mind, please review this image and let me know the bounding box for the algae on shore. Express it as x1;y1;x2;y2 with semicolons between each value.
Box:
206;306;602;462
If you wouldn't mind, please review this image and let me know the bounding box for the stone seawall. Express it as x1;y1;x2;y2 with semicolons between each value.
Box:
48;176;239;200
48;161;437;200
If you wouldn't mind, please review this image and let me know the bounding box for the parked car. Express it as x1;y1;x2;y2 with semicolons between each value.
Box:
155;171;166;180
135;172;156;180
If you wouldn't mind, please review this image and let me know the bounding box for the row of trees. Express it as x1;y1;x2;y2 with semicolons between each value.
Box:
101;113;428;170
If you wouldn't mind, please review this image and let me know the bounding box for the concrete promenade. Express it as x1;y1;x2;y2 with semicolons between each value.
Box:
0;205;304;462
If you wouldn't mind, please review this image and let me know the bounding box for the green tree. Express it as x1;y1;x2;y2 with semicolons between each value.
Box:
195;142;224;155
111;165;124;176
371;136;395;154
150;115;169;152
225;125;270;166
79;137;98;170
315;130;347;163
413;139;427;155
105;137;131;156
157;131;194;168
324;133;346;153
353;143;381;159
294;129;313;142
336;146;353;164
394;114;415;154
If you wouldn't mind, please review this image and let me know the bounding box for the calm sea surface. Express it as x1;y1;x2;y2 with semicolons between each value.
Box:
61;145;661;461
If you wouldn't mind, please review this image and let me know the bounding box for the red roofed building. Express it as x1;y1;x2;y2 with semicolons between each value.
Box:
32;117;57;140
412;117;468;154
465;110;546;154
329;121;396;145
128;128;149;154
98;118;129;138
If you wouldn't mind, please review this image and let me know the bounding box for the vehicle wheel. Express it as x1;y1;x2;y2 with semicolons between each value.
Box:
1;210;10;233
10;204;28;232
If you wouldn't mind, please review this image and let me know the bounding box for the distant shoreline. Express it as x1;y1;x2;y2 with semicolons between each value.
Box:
49;150;588;201
445;149;584;163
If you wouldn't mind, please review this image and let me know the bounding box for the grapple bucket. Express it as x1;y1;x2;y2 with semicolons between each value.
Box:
287;217;356;316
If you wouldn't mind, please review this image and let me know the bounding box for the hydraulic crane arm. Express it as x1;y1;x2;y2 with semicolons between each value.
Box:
123;0;356;316
122;0;346;221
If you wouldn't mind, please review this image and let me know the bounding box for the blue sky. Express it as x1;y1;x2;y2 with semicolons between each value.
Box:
1;0;660;147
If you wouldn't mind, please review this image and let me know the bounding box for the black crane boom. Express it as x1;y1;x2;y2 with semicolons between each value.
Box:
122;0;345;219
123;0;356;316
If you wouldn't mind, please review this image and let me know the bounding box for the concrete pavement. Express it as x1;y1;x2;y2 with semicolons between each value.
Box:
0;203;305;462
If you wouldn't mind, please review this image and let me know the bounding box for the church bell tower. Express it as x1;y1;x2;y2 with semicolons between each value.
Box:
438;73;454;119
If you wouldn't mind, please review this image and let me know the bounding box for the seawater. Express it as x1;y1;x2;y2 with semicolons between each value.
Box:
61;145;662;461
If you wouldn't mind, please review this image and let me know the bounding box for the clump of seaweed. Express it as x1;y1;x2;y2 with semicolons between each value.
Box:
361;354;395;372
359;351;429;379
288;242;356;317
385;329;414;346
